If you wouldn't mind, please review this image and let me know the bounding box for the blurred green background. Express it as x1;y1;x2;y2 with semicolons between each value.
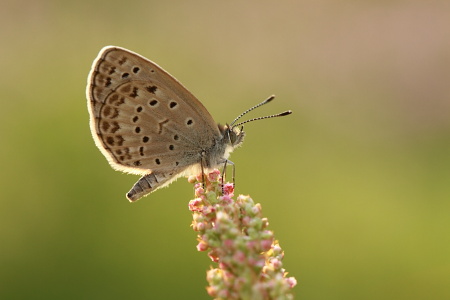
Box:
1;0;449;299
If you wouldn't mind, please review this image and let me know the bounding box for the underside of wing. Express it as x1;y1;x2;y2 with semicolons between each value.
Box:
86;46;222;175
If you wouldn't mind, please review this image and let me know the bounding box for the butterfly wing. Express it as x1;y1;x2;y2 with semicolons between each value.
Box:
86;46;221;176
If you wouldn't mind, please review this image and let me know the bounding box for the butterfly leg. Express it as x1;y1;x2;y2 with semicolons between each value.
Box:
229;159;236;188
221;159;228;179
200;151;206;189
220;159;235;194
221;159;228;191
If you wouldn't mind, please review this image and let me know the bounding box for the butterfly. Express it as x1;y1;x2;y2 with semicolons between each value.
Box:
87;46;291;201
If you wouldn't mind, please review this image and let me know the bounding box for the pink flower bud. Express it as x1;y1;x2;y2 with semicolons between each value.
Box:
202;205;215;216
221;194;233;204
208;250;220;262
194;186;205;197
248;257;265;269
271;258;282;270
206;286;217;297
286;277;298;288
272;243;282;255
261;239;273;252
196;222;205;231
196;241;208;252
208;169;221;182
233;251;246;264
251;203;262;215
188;198;203;212
242;216;251;226
223;183;234;195
218;262;228;270
223;239;234;250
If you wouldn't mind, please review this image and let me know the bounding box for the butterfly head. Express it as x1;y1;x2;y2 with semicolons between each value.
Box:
221;124;246;149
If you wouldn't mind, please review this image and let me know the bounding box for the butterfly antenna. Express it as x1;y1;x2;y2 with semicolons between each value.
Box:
233;110;292;128
230;95;276;127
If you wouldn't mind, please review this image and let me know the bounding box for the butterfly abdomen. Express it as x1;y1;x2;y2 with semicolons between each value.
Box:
127;171;182;201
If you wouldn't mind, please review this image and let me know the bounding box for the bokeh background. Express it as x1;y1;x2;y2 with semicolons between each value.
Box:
1;0;449;299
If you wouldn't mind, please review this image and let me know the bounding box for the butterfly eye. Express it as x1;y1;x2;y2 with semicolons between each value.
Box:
228;127;244;145
229;131;237;144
